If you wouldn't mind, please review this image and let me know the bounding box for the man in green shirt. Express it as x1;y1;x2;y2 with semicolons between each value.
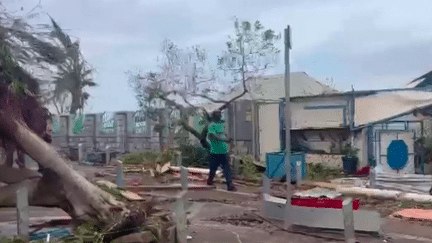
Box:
206;110;236;191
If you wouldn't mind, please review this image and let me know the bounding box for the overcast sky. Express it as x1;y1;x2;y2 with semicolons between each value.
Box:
4;0;432;113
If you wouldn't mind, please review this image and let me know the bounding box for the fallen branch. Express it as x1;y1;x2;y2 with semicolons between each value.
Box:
337;186;432;203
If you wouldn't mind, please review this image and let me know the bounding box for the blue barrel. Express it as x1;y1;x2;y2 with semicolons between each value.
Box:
265;152;307;180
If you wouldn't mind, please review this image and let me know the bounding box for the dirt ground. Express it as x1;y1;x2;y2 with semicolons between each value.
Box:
3;161;432;242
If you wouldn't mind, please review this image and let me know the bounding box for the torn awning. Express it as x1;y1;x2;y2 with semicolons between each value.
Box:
355;90;432;127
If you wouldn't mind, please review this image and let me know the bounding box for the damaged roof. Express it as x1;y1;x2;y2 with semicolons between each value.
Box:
219;72;339;102
355;90;432;127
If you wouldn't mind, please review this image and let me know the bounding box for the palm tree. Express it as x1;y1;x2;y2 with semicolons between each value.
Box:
49;17;96;114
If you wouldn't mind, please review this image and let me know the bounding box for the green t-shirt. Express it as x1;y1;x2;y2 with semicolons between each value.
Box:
208;121;228;154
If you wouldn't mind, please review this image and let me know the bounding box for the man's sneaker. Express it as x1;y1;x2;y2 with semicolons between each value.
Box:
227;185;237;191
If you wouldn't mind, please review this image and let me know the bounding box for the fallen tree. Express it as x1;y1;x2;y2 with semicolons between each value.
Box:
0;85;127;221
0;85;154;242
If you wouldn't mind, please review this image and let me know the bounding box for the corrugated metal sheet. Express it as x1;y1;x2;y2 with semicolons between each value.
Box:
219;72;338;102
355;90;432;127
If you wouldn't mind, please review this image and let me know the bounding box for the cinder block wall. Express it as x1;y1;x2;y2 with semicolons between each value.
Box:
51;111;160;153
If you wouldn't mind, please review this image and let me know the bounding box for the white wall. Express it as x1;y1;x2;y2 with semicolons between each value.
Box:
291;96;348;130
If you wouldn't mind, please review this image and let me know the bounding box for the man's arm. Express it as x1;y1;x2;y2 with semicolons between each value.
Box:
209;133;233;143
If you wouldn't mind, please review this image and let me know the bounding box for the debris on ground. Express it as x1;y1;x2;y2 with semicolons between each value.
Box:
169;166;222;176
95;171;107;177
393;208;432;222
374;172;432;195
160;162;171;174
96;180;118;189
293;187;342;199
205;211;275;233
156;164;162;174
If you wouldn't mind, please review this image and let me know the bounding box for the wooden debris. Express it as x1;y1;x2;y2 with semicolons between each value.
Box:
169;166;221;176
96;180;144;201
156;164;162;174
96;180;118;189
149;169;155;177
120;191;144;201
337;186;432;202
161;162;171;174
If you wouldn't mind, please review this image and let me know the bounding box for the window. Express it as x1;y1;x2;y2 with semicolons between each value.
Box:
246;111;252;121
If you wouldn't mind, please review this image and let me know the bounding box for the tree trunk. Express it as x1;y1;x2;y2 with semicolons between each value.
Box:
159;109;169;151
69;91;82;115
0;110;128;227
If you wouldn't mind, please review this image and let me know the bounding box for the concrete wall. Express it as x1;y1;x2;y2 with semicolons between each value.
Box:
51;111;160;153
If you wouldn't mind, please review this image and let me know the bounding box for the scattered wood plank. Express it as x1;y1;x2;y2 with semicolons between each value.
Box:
169;166;221;176
96;180;144;201
161;162;171;174
120;190;144;201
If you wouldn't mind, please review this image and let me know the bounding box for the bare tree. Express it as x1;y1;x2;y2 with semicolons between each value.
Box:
129;18;280;148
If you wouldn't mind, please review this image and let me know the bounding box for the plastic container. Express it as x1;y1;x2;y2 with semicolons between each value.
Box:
342;157;358;174
265;152;307;180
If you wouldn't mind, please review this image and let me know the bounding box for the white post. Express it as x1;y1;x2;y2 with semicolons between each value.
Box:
343;197;356;243
105;145;110;165
284;25;293;229
116;160;124;187
78;143;84;164
176;151;182;167
180;166;188;191
263;174;270;199
296;160;302;187
175;151;189;243
174;196;188;243
370;166;376;188
17;187;29;241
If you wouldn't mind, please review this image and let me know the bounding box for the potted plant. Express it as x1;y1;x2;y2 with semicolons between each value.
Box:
341;144;359;174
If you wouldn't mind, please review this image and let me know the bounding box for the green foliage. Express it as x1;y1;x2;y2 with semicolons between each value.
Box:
98;185;124;201
120;149;175;168
218;17;281;82
179;144;209;168
239;154;261;182
399;200;432;209
0;223;104;243
306;163;342;181
341;144;359;158
120;145;209;168
0;43;28;97
0;237;27;243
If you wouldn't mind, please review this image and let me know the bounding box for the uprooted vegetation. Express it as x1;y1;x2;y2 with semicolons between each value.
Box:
306;163;342;181
120;144;209;169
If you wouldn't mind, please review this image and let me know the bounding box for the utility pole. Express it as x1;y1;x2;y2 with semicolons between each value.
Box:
284;25;293;229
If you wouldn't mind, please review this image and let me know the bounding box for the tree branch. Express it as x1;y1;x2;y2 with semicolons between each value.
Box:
188;93;227;104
